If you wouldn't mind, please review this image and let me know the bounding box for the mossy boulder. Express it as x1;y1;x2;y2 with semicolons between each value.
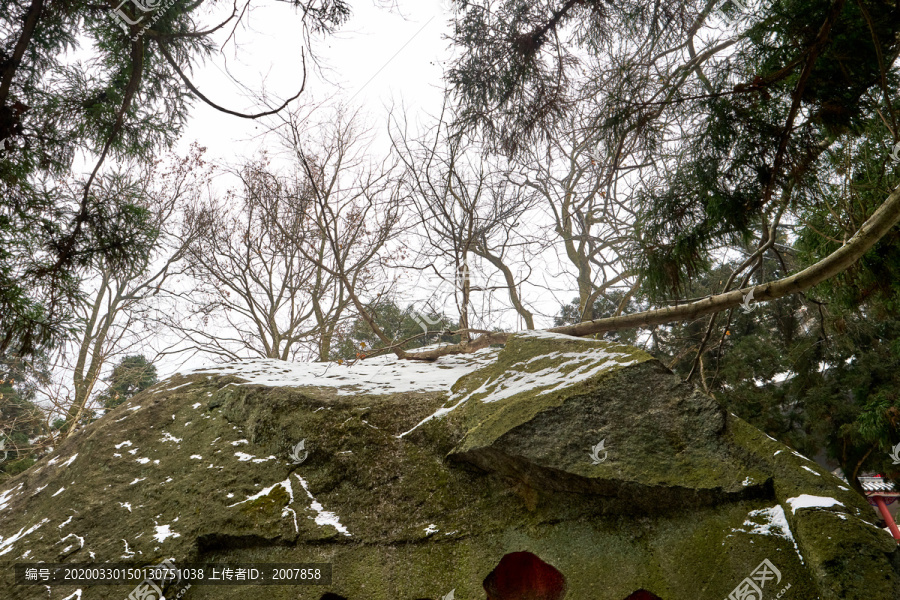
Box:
0;331;897;599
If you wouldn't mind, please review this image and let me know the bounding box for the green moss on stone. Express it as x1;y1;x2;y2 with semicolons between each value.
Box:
0;336;897;599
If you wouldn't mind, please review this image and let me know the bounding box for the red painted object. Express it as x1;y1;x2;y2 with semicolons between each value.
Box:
873;495;900;541
483;552;568;600
860;475;900;542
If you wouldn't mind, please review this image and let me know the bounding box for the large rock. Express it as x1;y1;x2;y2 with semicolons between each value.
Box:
1;331;897;599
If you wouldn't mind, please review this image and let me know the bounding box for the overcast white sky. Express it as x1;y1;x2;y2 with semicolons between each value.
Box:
177;0;454;163
150;1;482;376
33;0;668;414
58;1;578;389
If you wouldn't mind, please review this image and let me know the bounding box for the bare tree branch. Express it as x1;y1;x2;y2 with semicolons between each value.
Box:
400;183;900;360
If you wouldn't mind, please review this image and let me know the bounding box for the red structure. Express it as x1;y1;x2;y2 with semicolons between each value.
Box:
483;552;567;600
860;475;900;541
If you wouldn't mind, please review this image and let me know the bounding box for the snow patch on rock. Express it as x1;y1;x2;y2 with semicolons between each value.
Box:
295;475;351;537
0;484;22;512
786;494;845;514
179;345;500;396
730;505;804;564
399;335;641;438
0;518;49;556
152;524;181;543
228;478;294;508
57;532;84;552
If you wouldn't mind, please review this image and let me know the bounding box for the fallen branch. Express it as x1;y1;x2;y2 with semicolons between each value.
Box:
399;331;511;361
398;183;900;360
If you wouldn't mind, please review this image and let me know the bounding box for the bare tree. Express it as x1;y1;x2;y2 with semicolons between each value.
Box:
400;182;900;360
174;159;325;362
511;107;644;323
278;107;407;357
172;107;404;362
389;105;541;335
46;147;207;437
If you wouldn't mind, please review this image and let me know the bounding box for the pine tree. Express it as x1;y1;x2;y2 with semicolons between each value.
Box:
331;298;460;362
0;0;355;366
97;354;158;411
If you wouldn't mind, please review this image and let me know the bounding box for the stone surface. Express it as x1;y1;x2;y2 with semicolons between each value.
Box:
0;331;897;599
